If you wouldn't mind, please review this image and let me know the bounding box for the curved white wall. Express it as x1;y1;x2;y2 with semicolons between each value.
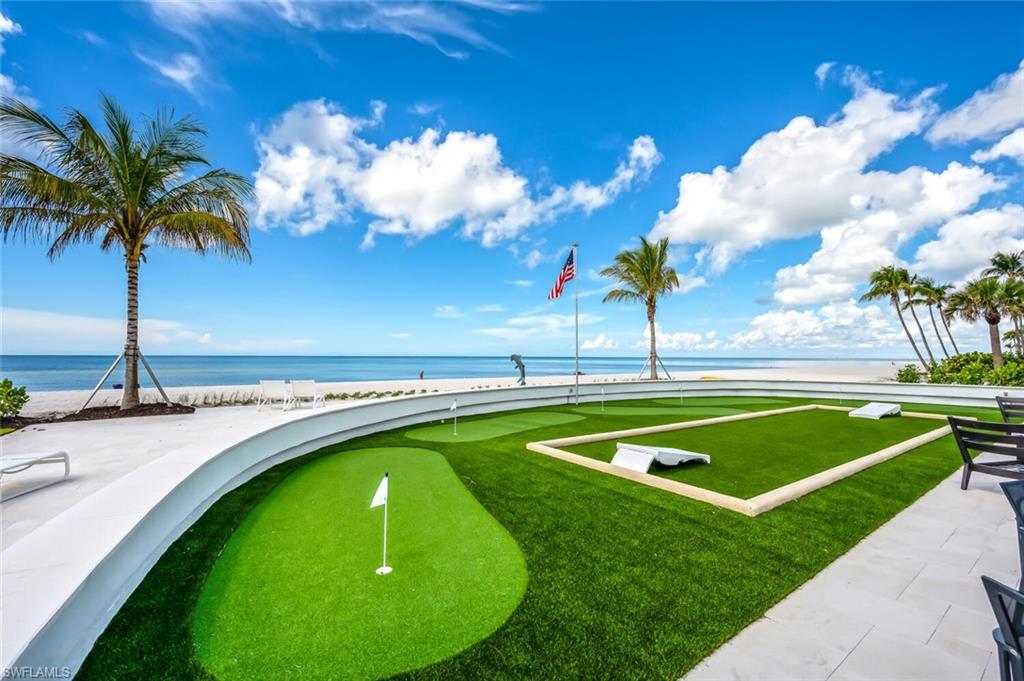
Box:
5;379;1022;677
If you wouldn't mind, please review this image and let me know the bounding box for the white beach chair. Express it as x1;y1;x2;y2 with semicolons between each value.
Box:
257;380;293;411
1;451;71;501
290;380;325;409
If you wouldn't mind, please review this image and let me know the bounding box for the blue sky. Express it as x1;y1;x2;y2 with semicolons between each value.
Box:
1;1;1022;357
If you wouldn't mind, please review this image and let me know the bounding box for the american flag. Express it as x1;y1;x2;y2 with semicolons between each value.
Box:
547;249;576;300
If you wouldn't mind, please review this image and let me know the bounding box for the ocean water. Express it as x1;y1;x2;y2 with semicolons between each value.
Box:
0;355;903;392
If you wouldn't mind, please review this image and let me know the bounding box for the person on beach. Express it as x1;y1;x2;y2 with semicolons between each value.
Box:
510;354;526;386
419;370;424;380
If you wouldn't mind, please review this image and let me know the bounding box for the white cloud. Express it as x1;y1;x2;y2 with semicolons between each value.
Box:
433;305;466;318
0;11;22;56
135;52;205;96
391;332;412;339
254;99;659;246
474;304;504;313
726;300;903;350
913;204;1024;281
676;274;707;295
0;308;313;354
409;102;440;116
582;333;618;350
651;70;942;274
636;323;719;351
972;128;1024;165
78;30;107;47
505;279;533;288
474;312;604;342
146;0;532;59
815;61;835;87
928;60;1024;143
522;249;545;269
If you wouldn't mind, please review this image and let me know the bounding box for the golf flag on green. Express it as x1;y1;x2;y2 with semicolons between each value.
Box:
370;473;392;575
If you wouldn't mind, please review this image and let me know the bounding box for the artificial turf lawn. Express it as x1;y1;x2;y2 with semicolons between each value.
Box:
404;411;583;442
565;408;945;498
192;447;526;680
571;405;749;416
653;396;791;407
78;396;1002;681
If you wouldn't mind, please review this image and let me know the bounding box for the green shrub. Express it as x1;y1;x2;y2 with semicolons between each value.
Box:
895;364;921;383
988;361;1024;387
0;379;30;418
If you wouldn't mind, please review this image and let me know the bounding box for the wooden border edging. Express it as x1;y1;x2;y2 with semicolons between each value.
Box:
527;405;953;517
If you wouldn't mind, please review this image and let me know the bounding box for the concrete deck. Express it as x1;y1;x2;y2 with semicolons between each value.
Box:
684;467;1016;681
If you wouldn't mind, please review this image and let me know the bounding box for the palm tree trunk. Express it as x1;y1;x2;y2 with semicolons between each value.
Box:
989;321;1005;367
939;305;960;355
894;302;927;366
906;302;935;364
927;305;949;359
648;306;658;380
122;257;141;410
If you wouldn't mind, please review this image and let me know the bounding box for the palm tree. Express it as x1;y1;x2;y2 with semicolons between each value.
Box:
0;96;253;409
601;236;679;379
909;277;950;359
945;277;1009;367
901;275;937;362
985;250;1024;351
932;281;961;355
860;266;927;366
1004;279;1024;355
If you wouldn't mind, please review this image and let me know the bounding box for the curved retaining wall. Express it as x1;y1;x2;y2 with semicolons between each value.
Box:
5;379;1022;676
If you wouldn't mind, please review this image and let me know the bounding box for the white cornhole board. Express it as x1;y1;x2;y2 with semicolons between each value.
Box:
849;402;901;420
610;447;655;474
613;443;711;472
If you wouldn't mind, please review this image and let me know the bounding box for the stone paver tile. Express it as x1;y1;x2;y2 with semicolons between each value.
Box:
828;627;988;681
927;604;998;663
899;563;993;617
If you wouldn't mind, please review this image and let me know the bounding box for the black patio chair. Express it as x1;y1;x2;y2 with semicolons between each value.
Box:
998;396;1024;424
982;575;1024;681
949;417;1024;490
1002;481;1024;591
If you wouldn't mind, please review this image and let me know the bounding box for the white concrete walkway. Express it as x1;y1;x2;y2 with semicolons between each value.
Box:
684;469;1017;681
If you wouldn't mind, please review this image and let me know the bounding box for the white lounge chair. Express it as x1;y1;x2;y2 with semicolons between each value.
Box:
256;380;293;411
290;380;325;409
1;451;70;501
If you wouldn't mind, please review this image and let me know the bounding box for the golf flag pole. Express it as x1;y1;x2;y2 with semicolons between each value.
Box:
573;243;580;406
370;473;392;575
451;399;458;435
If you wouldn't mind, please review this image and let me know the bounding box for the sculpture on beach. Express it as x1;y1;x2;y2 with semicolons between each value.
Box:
510;354;526;386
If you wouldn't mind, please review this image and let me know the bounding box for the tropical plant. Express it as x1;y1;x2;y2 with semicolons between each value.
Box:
945;277;1010;367
0;96;253;409
907;276;949;359
0;379;30;418
601;236;680;379
895;364;921;383
860;266;927;365
985;250;1024;353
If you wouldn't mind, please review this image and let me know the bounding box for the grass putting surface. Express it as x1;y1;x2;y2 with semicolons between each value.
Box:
573;405;749;416
653;396;791;407
404;411;584;442
192;447;527;680
567;409;944;498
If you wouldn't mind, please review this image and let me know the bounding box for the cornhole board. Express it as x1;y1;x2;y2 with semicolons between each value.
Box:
617;443;711;466
849;402;901;420
610;447;656;474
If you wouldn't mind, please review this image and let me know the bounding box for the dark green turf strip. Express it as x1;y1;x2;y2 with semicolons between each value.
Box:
192;447;526;680
653;396;791;407
404;412;584;442
567;409;944;498
572;405;749;416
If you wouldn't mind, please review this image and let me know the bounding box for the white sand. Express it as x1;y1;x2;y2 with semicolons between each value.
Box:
18;362;900;416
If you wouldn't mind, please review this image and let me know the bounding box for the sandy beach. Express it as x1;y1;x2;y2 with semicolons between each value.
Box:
18;361;901;416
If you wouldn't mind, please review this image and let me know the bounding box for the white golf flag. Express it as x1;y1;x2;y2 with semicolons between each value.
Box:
370;474;388;508
450;399;457;411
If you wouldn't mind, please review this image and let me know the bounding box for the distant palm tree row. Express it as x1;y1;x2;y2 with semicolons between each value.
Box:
862;251;1024;367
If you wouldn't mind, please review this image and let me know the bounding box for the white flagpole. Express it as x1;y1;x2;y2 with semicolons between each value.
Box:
573;242;580;406
372;473;392;575
452;399;458;436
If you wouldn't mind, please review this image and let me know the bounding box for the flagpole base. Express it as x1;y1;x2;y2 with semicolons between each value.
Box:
376;566;393;575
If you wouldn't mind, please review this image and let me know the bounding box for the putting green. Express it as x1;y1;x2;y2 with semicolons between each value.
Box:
653;397;791;407
573;405;749;417
193;447;527;680
405;411;584;442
